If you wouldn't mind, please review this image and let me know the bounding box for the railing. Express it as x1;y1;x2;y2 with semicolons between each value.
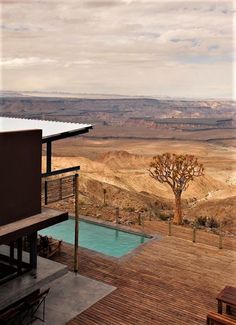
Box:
40;174;230;250
41;169;80;272
41;168;79;205
80;203;230;249
167;218;224;249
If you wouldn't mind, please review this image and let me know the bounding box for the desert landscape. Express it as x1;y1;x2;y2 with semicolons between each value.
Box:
2;1;236;324
49;137;235;233
1;94;236;234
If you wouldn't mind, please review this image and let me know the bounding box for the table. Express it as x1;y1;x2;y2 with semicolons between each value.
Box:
216;286;236;314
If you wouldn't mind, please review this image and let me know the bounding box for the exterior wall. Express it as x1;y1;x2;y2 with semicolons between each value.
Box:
0;130;42;226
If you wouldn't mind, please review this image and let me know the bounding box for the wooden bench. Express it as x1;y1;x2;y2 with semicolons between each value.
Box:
207;311;236;325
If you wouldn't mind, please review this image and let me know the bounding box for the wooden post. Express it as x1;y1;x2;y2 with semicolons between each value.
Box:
219;224;223;249
115;207;119;224
74;173;79;273
103;188;107;205
193;226;196;243
141;214;144;234
168;218;172;236
218;300;223;314
29;232;37;277
10;241;14;264
59;178;63;200
138;212;141;226
44;180;48;205
29;232;37;269
17;238;23;275
46;141;52;174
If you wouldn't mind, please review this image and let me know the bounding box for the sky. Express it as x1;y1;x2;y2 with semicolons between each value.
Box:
1;0;235;99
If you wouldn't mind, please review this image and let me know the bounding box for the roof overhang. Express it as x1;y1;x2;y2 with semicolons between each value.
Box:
0;116;93;143
0;116;93;176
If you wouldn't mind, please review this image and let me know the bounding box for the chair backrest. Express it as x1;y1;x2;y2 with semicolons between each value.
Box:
207;311;236;325
39;235;50;248
28;288;50;307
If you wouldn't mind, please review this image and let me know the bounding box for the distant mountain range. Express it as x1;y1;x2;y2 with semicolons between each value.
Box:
0;90;234;101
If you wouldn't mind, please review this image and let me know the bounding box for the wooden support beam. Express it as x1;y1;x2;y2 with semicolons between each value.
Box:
17;238;23;275
44;181;48;205
9;241;14;264
46;141;52;174
29;232;38;273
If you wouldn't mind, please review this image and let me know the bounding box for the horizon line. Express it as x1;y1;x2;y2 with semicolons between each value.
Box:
0;90;234;101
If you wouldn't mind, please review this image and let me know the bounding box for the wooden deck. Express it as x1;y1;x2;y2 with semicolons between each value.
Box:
52;229;236;325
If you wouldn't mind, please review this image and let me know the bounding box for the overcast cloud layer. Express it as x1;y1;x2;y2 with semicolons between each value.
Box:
1;0;234;99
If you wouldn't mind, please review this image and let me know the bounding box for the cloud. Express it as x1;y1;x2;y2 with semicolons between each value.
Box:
208;44;220;51
1;57;57;68
0;0;26;3
1;0;234;98
0;23;44;33
64;59;95;67
0;24;29;32
83;0;123;7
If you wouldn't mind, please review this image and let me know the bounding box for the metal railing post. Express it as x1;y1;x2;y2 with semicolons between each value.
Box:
74;173;79;273
141;214;144;233
138;212;141;226
115;207;119;224
168;218;172;236
219;224;223;249
59;178;62;200
44;181;48;205
193;226;196;243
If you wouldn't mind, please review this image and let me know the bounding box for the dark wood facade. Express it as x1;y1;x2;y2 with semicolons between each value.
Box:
0;130;68;282
0;130;42;226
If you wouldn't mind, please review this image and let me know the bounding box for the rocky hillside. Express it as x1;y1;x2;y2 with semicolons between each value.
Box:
43;150;235;227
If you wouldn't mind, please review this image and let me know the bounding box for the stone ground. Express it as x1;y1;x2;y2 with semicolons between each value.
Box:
34;272;115;325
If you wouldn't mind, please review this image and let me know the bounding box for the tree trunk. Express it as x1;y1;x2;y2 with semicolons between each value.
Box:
173;194;182;225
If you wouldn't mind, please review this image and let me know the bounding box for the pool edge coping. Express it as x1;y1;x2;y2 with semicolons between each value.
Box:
69;214;162;261
41;213;163;261
70;213;154;239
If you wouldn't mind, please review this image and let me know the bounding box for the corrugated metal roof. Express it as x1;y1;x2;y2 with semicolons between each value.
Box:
0;116;92;139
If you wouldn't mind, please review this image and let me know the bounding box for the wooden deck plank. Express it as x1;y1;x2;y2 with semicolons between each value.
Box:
51;232;236;325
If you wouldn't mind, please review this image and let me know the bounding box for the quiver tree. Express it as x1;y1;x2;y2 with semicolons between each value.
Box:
149;153;204;225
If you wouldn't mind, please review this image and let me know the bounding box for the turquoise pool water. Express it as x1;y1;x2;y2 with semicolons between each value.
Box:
39;219;150;257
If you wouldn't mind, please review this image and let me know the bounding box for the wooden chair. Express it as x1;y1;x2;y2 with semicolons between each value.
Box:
23;288;50;324
207;311;236;325
0;288;50;325
38;235;62;258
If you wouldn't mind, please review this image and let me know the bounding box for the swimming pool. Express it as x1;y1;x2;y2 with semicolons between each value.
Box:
39;219;150;257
